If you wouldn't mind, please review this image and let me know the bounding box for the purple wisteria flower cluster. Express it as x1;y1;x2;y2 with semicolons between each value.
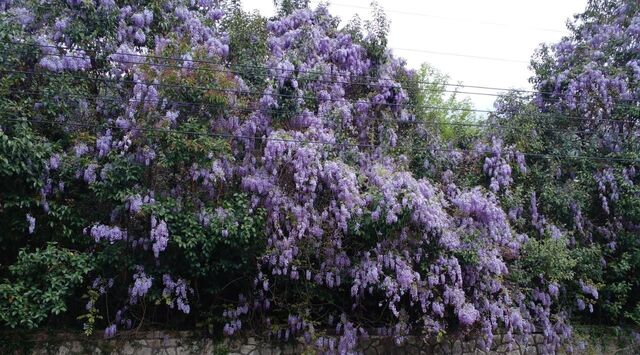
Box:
129;266;152;304
162;274;192;314
220;7;572;352
534;2;640;127
1;0;594;351
490;0;640;342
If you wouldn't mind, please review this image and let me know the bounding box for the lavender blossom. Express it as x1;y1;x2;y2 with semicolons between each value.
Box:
150;216;169;258
26;214;35;234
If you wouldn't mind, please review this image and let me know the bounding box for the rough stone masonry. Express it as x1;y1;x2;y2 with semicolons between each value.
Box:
3;330;637;355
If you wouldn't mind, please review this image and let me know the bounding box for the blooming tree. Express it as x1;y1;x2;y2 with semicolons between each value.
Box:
491;0;640;332
2;0;624;353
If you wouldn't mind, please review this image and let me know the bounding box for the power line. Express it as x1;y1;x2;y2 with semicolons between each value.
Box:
6;40;640;115
0;46;517;99
391;48;529;64
0;68;414;110
328;2;567;34
3;67;639;125
3;87;631;136
0;41;543;95
11;40;640;113
1;112;638;163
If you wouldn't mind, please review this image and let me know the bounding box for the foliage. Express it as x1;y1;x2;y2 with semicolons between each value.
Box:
0;0;638;353
489;0;640;328
512;238;577;285
411;63;479;143
0;243;92;329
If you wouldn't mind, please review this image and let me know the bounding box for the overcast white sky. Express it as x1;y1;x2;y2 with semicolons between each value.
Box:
241;0;587;110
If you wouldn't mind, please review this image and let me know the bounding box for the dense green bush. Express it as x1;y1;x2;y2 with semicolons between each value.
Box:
0;243;92;329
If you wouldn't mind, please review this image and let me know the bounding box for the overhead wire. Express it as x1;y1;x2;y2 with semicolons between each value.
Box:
2;66;639;126
0;10;637;162
389;47;529;64
5;40;640;116
1;112;638;163
327;2;567;34
0;46;514;99
0;41;550;95
1;87;634;137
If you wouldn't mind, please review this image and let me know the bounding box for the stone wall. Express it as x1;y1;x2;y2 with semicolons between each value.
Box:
1;330;637;355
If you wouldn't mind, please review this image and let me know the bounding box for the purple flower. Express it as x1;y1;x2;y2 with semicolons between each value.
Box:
39;50;91;72
96;131;112;158
90;224;125;243
515;152;527;174
143;9;153;25
164;110;179;125
208;8;224;21
10;7;34;27
510;310;523;330
579;280;599;299
110;44;145;70
458;303;479;326
98;0;115;9
549;283;559;298
26;214;35;234
130;267;153;303
162;274;192;314
104;324;117;339
131;13;145;28
74;143;89;157
150;216;169;258
48;154;61;171
126;195;143;214
134;29;146;44
83;164;98;184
